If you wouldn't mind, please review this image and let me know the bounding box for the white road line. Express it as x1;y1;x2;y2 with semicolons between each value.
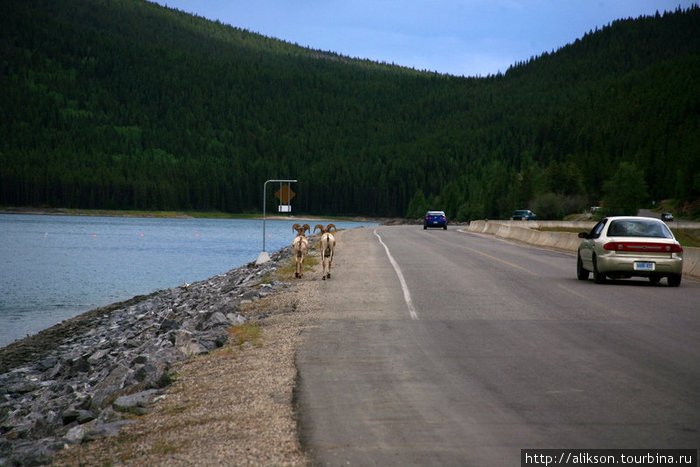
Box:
374;229;419;320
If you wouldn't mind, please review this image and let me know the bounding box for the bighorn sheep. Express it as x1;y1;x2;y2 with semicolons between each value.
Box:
292;223;310;237
291;224;310;278
314;224;336;280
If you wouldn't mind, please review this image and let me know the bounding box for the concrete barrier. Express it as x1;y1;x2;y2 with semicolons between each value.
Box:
463;220;700;279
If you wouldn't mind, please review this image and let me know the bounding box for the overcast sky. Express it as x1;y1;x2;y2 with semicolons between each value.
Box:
151;0;695;77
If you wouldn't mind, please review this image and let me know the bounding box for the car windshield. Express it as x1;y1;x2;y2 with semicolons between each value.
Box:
607;220;673;238
427;211;444;216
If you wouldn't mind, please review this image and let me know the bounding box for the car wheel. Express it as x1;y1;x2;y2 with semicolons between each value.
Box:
667;274;681;287
577;254;589;280
443;225;447;230
423;225;427;230
648;275;661;285
592;255;606;284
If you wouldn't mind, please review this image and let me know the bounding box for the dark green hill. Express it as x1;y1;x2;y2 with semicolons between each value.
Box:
1;0;698;219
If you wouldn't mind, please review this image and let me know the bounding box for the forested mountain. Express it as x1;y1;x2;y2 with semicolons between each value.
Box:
1;0;698;219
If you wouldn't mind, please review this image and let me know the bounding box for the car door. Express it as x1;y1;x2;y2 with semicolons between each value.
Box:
579;219;607;266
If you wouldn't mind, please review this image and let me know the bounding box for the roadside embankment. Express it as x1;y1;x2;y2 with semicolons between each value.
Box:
464;220;700;279
0;242;309;466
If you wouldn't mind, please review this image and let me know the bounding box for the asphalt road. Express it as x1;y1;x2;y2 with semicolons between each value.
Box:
296;225;700;466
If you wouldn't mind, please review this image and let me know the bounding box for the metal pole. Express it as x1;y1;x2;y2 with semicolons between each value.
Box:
263;180;268;252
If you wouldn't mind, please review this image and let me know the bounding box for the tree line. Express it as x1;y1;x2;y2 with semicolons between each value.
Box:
1;0;698;219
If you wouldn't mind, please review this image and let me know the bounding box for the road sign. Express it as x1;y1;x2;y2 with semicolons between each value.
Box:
261;179;297;257
275;185;295;204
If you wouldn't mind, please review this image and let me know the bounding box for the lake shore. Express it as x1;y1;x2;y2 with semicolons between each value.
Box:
0;206;412;225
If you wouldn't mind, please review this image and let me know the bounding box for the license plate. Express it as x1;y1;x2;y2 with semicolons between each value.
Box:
433;221;438;224
634;262;655;271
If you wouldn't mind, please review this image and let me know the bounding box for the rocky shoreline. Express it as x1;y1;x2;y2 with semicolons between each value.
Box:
0;244;298;466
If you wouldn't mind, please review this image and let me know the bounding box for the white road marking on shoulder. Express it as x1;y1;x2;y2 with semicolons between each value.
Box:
374;229;419;320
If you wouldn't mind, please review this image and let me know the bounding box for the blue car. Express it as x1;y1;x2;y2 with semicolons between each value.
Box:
424;210;447;230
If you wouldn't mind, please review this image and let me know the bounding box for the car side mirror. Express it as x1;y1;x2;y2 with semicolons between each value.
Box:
578;232;589;239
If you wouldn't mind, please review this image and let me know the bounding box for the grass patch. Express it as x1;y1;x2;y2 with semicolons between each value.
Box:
268;255;319;281
183;211;249;219
1;206;366;220
536;226;700;248
670;228;700;248
536;226;590;233
151;440;187;456
61;208;196;218
161;403;199;416
227;324;262;348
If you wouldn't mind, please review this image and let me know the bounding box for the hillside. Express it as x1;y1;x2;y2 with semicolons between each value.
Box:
1;0;698;219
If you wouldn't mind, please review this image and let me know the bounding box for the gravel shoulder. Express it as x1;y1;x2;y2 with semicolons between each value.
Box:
50;245;331;466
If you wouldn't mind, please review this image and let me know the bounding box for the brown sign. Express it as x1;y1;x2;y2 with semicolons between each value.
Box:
275;185;295;204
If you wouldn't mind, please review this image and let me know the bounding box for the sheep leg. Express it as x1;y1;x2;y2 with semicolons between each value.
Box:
327;250;333;279
320;239;327;279
297;251;306;279
294;250;303;278
325;242;334;279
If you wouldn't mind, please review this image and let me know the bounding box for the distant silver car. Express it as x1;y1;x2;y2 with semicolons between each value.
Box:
577;216;683;286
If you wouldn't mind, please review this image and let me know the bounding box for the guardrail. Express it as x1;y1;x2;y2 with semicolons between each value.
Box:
463;220;700;279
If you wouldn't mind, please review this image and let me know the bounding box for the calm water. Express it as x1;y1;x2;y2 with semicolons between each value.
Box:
0;214;377;347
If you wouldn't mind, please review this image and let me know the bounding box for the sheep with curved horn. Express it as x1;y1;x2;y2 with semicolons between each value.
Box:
292;223;310;237
291;223;310;278
314;223;336;280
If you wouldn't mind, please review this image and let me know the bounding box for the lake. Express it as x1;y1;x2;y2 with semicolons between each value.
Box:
0;214;377;347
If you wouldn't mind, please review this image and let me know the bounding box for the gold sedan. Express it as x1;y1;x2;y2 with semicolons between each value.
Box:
577;216;683;286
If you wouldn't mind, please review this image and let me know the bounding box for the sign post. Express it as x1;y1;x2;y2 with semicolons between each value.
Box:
275;184;295;209
257;179;297;264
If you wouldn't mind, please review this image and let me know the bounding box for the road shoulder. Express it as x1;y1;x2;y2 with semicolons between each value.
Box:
53;262;326;465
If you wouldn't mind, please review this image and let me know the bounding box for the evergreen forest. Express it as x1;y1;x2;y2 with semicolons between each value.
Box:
1;0;699;219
